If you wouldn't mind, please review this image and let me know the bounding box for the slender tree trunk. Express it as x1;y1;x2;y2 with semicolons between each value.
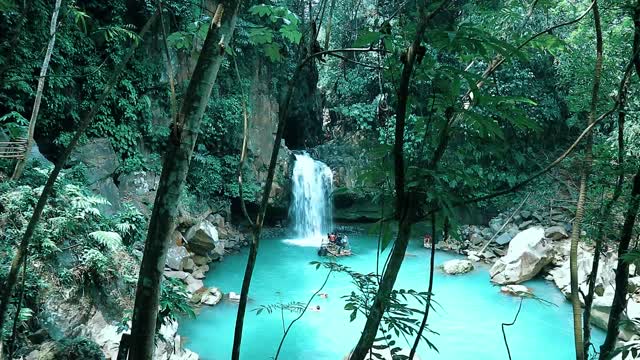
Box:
349;2;430;358
599;166;640;360
11;0;62;180
127;3;240;359
598;3;640;358
583;32;634;352
409;214;441;358
0;12;158;336
570;3;602;359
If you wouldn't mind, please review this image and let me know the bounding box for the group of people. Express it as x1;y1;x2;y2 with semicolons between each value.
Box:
327;231;347;247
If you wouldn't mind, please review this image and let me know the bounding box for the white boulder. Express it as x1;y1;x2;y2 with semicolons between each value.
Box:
186;220;219;256
549;245;616;298
489;227;552;284
442;259;474;275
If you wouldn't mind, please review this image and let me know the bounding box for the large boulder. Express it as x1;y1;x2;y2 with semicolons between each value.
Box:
442;259;474;275
117;170;160;215
489;227;553;284
166;244;190;271
69;138;119;184
549;244;616;298
185;220;220;256
545;225;569;241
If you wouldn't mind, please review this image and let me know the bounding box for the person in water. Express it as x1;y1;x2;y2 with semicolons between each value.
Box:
310;305;321;312
319;293;328;299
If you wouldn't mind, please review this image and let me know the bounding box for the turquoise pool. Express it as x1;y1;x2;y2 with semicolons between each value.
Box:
180;234;603;359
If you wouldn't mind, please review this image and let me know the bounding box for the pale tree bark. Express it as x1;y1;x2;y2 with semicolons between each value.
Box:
0;12;158;341
11;0;62;180
126;2;241;359
569;2;602;360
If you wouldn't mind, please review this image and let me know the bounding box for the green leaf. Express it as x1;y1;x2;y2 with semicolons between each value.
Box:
354;30;382;47
249;4;272;17
89;231;123;251
279;24;301;44
248;27;274;45
263;43;283;62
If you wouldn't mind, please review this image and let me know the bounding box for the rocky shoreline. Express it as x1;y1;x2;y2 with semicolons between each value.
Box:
435;210;640;350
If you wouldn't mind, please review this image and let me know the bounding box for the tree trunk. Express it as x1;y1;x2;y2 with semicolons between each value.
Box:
583;17;635;350
11;0;62;180
599;166;640;360
0;12;158;337
127;3;240;359
349;2;430;358
409;214;441;358
570;3;602;359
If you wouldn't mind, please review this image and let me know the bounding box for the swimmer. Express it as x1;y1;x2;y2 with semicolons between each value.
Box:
319;293;328;299
310;305;321;312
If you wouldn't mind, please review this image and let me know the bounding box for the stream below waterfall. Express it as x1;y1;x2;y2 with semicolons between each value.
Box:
180;234;605;359
180;153;604;359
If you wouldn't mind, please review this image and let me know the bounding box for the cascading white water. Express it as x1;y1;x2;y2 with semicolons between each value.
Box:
287;152;333;244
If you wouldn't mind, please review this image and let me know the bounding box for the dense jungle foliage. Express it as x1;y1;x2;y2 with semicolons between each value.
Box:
1;0;640;359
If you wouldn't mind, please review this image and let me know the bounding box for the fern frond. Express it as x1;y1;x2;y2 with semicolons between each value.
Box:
89;231;122;251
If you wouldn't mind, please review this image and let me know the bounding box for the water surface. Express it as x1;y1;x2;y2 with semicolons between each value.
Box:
181;235;603;359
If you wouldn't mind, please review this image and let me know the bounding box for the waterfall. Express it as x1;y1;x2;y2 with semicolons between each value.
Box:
286;152;333;246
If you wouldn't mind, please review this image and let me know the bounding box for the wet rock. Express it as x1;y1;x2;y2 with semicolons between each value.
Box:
495;232;514;245
182;257;195;273
442;259;474;275
481;228;493;239
185;220;219;256
166;244;190;271
501;285;533;296
69;138;119;184
184;275;204;294
629;277;640;293
489;218;504;233
192;254;210;266
489;227;553;284
549;245;616;298
519;220;533;230
192;268;206;280
545;225;569;241
201;288;223;306
520;210;532;220
469;233;484;245
28;144;53;168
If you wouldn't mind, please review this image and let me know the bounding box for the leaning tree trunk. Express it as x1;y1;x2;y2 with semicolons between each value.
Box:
599;166;640;360
127;3;240;359
11;0;62;180
349;2;430;359
570;3;602;359
0;12;158;337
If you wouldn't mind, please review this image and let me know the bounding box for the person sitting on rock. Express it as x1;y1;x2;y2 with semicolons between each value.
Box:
328;233;336;243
